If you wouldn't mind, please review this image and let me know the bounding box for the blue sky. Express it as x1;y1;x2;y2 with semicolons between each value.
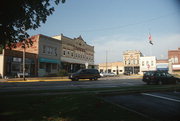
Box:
28;0;180;64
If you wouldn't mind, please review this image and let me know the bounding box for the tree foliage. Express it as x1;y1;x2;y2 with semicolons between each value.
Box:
0;0;65;48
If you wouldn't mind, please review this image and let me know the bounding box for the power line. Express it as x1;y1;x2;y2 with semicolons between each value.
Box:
65;11;179;33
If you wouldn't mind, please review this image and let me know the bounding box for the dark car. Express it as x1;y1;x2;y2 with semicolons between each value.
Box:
69;69;101;81
142;71;179;85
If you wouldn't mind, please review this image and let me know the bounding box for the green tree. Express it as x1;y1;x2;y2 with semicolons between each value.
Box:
0;0;65;48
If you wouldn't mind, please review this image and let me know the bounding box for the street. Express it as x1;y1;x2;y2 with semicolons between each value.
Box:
0;77;144;92
103;91;180;121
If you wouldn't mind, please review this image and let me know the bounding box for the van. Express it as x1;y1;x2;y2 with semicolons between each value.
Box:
69;69;101;81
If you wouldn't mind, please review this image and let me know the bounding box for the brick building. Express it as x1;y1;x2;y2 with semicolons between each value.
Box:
0;34;61;77
168;48;180;73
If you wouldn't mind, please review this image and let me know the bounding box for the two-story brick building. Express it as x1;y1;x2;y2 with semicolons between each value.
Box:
168;48;180;74
0;34;61;77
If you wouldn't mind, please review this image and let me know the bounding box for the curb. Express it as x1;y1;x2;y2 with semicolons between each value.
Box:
6;79;71;82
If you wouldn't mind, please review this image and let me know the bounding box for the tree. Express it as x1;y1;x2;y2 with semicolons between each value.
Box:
0;0;65;48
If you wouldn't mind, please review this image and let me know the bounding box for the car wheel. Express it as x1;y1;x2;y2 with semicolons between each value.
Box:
74;78;79;81
94;77;98;80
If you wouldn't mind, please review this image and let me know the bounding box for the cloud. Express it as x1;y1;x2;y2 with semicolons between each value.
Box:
94;34;180;64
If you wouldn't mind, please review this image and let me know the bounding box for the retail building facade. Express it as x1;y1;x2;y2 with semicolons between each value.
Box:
0;34;61;77
98;62;124;75
53;34;94;73
139;56;156;74
123;50;143;74
168;48;180;74
0;34;95;77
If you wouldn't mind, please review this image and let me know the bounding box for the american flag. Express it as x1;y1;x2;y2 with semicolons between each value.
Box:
148;33;153;45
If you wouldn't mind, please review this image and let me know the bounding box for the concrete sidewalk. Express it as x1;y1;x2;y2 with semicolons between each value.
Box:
0;75;143;83
0;77;71;82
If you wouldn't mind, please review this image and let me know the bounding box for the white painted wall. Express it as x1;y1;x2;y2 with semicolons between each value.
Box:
140;56;156;74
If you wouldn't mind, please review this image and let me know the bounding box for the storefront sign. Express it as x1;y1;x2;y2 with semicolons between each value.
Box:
39;58;60;64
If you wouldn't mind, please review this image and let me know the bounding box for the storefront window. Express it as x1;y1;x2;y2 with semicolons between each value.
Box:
40;62;45;69
12;63;20;72
52;63;57;70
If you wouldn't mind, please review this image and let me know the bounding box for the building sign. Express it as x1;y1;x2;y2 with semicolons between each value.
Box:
172;65;180;70
39;58;60;64
13;57;22;62
156;64;168;71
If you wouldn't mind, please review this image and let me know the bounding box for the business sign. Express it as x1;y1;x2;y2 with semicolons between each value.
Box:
39;58;60;64
156;64;168;71
172;65;180;70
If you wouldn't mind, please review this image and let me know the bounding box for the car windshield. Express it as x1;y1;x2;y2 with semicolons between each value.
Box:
166;73;172;77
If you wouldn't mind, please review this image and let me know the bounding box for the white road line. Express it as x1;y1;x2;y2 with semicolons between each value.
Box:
142;93;180;103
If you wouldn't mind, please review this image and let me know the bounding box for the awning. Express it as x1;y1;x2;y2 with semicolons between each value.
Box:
39;58;60;64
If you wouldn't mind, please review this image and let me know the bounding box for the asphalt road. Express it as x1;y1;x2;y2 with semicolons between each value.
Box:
0;78;144;92
103;91;180;121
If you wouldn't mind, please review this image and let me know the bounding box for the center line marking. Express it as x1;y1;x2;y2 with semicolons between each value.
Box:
141;93;180;103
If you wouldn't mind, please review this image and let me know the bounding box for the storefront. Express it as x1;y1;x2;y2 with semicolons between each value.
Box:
3;49;37;77
38;57;60;76
124;66;140;74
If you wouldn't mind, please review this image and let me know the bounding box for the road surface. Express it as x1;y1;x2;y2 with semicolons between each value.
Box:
0;78;144;92
103;91;180;121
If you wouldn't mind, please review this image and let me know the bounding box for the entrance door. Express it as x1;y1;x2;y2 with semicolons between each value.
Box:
46;63;51;73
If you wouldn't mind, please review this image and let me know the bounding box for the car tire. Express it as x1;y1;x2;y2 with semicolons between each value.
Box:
94;77;98;80
73;78;78;81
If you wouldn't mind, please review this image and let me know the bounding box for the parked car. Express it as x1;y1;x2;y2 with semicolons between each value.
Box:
142;71;179;85
123;72;130;75
69;69;101;81
100;72;116;77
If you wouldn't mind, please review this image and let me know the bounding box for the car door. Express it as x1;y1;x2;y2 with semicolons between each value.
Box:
79;69;87;79
160;72;168;84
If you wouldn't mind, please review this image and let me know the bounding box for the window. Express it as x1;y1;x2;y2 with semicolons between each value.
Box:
151;61;154;66
63;50;66;56
142;61;144;66
43;45;46;53
52;63;57;70
71;52;74;57
40;62;45;69
146;61;149;66
12;63;20;72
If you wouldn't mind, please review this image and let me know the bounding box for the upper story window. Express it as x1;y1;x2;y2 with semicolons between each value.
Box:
151;61;154;66
142;61;144;66
63;50;66;56
42;45;57;56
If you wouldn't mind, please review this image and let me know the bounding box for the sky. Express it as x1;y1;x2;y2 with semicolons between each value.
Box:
28;0;180;64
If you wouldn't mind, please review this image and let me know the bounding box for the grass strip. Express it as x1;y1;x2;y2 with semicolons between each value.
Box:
0;84;179;96
0;93;155;121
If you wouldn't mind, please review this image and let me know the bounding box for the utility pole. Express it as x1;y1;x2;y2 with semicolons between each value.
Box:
22;26;26;81
106;50;108;73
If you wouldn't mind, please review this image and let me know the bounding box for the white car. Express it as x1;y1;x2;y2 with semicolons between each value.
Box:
100;72;116;77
